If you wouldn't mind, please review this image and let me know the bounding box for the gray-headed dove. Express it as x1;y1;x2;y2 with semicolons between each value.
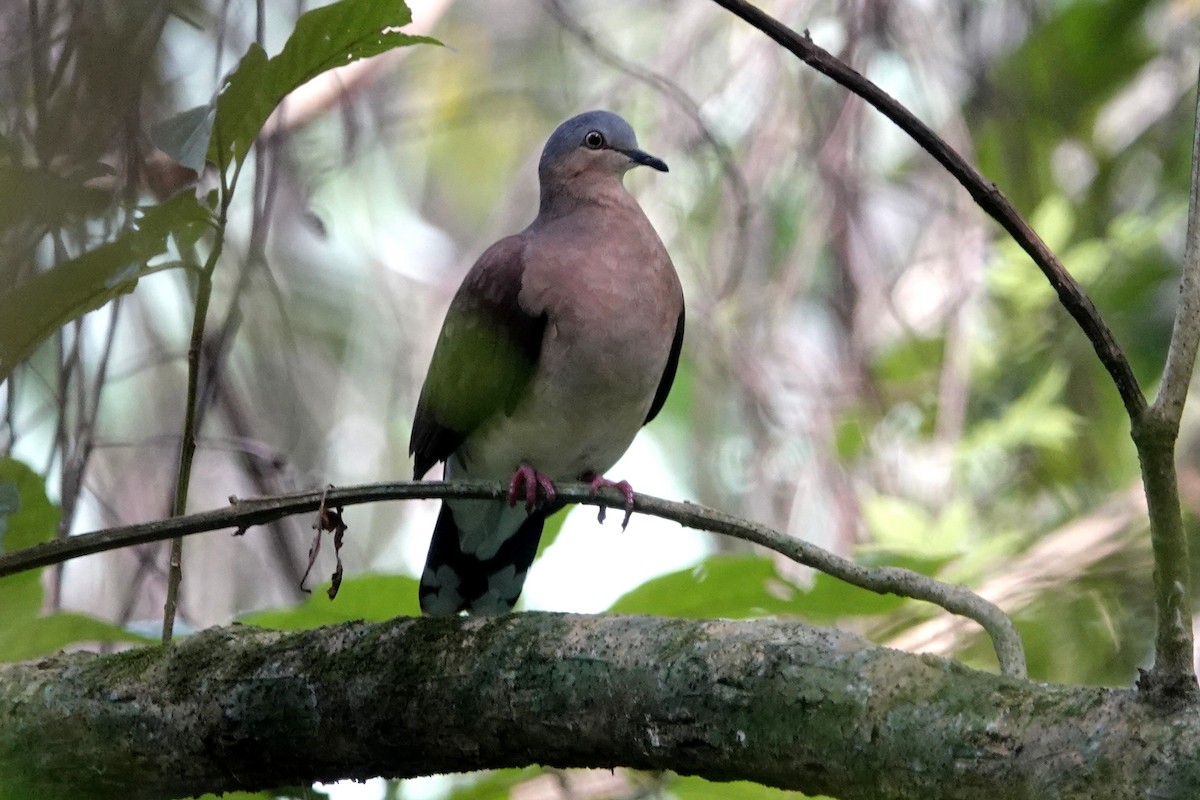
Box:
410;110;684;615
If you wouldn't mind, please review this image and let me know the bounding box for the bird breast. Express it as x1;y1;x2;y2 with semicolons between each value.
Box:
521;203;679;406
459;201;681;481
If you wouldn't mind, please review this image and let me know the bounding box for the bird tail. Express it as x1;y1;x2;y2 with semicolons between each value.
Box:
419;502;551;615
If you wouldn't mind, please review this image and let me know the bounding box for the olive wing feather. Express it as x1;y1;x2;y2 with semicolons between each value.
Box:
409;236;547;479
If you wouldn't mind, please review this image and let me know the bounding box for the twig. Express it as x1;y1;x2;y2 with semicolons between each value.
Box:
161;268;212;643
1153;57;1200;424
162;0;265;641
706;0;1146;420
162;205;226;644
0;479;1026;678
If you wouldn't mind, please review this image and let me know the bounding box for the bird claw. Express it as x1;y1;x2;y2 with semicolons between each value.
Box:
508;463;557;511
587;475;635;530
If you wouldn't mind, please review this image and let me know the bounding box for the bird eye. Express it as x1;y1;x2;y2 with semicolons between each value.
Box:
583;131;605;149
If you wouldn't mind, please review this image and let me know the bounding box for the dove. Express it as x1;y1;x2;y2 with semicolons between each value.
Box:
410;110;684;615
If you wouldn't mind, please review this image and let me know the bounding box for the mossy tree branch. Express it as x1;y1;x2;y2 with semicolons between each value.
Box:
0;614;1195;800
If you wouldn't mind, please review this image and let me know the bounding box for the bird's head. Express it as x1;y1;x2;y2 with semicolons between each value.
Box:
538;110;668;188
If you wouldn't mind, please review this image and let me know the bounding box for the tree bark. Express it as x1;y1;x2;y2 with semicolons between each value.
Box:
1;613;1198;800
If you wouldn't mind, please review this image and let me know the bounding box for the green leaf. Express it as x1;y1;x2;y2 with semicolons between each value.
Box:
151;104;214;173
660;353;694;423
609;555;906;621
0;192;210;380
668;775;822;799
862;495;981;560
443;768;542;800
207;0;440;176
0;458;155;663
872;336;944;384
861;495;938;555
241;573;421;630
534;506;569;561
987;195;1084;312
198;789;327;800
794;570;909;621
0;481;16;535
0;556;40;623
961;366;1079;456
833;408;869;461
197;789;321;800
0;458;59;554
0;458;60;621
609;556;782;618
0;613;151;663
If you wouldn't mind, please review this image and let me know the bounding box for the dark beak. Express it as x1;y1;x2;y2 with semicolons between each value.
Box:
622;148;669;172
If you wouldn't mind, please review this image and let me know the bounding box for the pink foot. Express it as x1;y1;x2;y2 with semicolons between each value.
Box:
508;463;557;511
586;474;635;530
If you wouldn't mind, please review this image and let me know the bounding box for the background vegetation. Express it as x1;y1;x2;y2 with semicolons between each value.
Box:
3;0;1200;797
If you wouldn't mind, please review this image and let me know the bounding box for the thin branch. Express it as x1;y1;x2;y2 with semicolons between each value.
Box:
0;479;1025;678
1132;416;1195;697
1153;56;1200;423
706;0;1146;420
162;209;226;643
164;0;272;639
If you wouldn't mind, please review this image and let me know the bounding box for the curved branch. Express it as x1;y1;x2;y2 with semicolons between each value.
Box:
706;0;1146;419
705;0;1199;701
0;480;1025;678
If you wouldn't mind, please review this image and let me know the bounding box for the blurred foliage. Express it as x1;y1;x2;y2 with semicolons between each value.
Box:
243;573;422;628
0;192;209;381
609;554;914;620
183;0;438;178
440;769;543;800
432;771;829;800
0;458;149;661
196;789;329;800
665;776;823;800
2;0;1200;797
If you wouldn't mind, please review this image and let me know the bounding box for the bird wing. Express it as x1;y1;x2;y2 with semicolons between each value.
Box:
643;306;685;425
410;235;547;479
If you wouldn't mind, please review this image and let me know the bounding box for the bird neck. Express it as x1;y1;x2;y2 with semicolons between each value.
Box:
537;171;632;221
